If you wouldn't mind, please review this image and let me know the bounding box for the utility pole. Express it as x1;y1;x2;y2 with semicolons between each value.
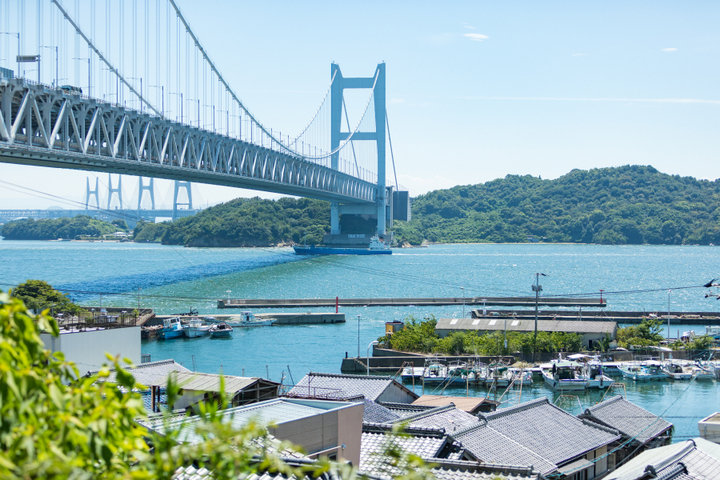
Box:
532;273;547;362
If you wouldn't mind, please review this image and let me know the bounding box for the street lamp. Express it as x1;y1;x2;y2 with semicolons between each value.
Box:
667;289;672;340
225;290;232;303
148;85;165;116
366;340;379;375
1;32;20;76
461;286;465;318
40;45;58;87
532;273;547;362
357;315;361;357
72;57;91;95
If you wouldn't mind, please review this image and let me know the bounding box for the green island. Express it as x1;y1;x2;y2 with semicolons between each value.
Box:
4;165;720;246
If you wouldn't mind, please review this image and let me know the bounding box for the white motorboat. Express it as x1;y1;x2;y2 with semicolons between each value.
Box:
209;322;233;338
662;361;693;380
618;361;666;381
692;364;716;381
505;367;533;386
157;317;184;340
541;360;588;391
579;363;614;389
184;317;211;338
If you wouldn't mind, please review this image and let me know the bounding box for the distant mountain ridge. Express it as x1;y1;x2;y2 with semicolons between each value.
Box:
393;165;720;245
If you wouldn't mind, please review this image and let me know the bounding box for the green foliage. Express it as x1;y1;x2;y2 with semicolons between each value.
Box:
616;317;665;348
0;216;119;240
684;335;713;351
110;219;128;230
132;220;169;243
381;318;583;355
11;279;83;315
393;165;720;245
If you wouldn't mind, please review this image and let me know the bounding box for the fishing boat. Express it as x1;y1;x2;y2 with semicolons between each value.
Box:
692;364;716;381
481;364;511;388
662;361;693;380
157;317;184;340
184;317;211;338
618;361;666;381
400;365;426;382
579;363;615;389
293;235;392;256
541;360;588;391
505;367;533;386
209;322;233;338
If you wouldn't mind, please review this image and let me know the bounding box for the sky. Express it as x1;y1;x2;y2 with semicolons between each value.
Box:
2;0;720;209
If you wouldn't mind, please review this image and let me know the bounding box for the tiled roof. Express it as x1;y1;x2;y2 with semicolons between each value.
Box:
380;402;434;418
98;358;190;388
360;430;448;477
582;395;673;444
451;422;558;475
393;404;480;433
286;372;416;402
437;317;617;335
478;397;620;466
363;399;401;424
605;438;720;480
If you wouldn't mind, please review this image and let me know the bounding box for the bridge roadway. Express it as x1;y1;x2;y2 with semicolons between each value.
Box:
0;208;197;228
217;296;606;309
0;79;376;205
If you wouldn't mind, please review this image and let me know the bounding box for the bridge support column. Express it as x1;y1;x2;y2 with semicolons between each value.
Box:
328;62;389;245
85;177;100;210
173;181;192;219
107;174;123;210
138;177;155;210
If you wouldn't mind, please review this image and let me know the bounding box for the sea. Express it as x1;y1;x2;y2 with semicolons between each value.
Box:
2;239;719;442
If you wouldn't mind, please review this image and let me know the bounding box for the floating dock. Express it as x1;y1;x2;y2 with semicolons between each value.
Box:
217;296;605;309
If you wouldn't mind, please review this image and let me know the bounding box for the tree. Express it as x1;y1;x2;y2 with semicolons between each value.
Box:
11;279;83;316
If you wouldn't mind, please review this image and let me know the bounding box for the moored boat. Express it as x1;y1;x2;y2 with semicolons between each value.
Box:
579;363;615;389
541;360;588;391
662;361;693;380
184;317;211;338
157;317;184;340
618;361;666;381
209;322;233;338
223;311;275;327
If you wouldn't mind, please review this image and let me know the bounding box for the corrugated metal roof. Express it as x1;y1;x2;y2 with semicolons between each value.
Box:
436;317;617;334
582;395;673;444
169;371;276;395
99;359;191;388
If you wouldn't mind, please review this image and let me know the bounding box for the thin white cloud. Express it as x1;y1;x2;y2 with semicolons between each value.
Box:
464;33;489;42
463;23;476;30
460;96;720;105
661;47;678;53
571;52;587;57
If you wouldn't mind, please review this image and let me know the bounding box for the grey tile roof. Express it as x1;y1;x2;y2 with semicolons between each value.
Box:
605;438;720;480
393;404;480;433
478;397;620;466
363;399;401;424
170;371;278;396
360;430;448;477
581;395;673;445
437;317;617;335
451;422;558;475
380;402;434;418
286;372;416;402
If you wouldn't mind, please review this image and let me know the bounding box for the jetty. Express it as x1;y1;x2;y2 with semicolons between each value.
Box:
471;309;720;325
217;296;605;309
155;312;345;325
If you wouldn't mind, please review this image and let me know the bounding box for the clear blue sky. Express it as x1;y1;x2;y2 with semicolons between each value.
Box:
3;0;720;209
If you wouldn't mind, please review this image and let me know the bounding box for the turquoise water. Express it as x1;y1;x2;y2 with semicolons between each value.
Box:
1;239;719;442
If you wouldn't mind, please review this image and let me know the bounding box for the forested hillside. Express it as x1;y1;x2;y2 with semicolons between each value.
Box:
0;216;123;240
133;197;330;247
393;165;720;245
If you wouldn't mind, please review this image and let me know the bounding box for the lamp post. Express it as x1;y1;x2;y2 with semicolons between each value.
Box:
357;315;361;357
149;85;164;116
667;289;672;340
532;273;547;362
366;340;379;375
461;287;465;318
225;290;231;303
40;45;58;86
1;32;20;76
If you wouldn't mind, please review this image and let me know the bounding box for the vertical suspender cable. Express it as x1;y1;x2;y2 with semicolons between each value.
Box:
386;114;399;190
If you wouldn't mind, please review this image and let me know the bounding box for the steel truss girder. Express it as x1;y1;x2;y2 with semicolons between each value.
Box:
0;80;376;204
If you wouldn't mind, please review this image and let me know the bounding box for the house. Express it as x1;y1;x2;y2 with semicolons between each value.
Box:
390;404;481;433
40;322;140;376
579;395;673;464
450;397;621;479
435;317;617;349
605;437;720;480
139;397;365;465
360;424;540;480
286;372;418;403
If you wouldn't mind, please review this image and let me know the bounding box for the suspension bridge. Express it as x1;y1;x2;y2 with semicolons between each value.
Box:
0;0;409;244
